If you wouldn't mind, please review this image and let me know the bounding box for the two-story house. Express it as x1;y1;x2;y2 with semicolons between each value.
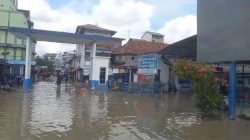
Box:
75;24;123;89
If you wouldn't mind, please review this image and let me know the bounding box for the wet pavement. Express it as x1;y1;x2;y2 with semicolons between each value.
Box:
0;81;250;140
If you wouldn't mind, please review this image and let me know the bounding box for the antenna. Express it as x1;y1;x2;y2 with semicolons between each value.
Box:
127;29;131;39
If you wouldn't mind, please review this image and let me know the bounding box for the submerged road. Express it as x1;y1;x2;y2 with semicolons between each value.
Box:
0;81;249;140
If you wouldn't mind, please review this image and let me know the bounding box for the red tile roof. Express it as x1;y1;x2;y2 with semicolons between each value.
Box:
113;38;168;55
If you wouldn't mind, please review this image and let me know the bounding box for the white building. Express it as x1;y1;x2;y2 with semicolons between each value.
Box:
75;24;123;90
141;31;164;43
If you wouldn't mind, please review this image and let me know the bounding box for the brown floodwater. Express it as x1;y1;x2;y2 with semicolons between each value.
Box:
0;81;249;140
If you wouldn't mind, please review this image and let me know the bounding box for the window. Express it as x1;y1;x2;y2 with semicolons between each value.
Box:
99;67;106;84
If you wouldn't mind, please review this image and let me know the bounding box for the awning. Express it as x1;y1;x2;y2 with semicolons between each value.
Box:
7;60;36;65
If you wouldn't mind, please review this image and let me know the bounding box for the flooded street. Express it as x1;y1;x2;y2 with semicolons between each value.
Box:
0;82;250;140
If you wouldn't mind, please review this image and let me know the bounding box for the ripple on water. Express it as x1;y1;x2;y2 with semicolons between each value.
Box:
28;82;74;135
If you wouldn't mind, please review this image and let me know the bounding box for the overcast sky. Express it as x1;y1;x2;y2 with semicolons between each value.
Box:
18;0;197;55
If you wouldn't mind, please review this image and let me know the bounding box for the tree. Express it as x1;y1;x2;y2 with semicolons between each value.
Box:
173;59;223;117
35;56;55;72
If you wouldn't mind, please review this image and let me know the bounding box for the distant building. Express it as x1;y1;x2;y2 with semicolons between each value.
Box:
75;24;123;89
141;31;164;43
43;53;57;61
0;0;36;77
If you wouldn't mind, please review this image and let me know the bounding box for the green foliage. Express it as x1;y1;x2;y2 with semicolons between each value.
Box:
35;56;55;72
173;59;223;116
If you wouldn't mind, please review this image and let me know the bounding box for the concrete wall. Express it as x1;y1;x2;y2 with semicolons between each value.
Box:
92;57;109;82
197;0;250;62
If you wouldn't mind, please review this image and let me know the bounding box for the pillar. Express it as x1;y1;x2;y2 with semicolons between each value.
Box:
229;61;236;119
89;42;96;90
80;44;85;83
23;36;32;90
80;44;85;69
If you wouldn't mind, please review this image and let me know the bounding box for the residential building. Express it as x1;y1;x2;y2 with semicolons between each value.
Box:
141;31;164;43
112;37;168;88
75;24;123;89
0;0;36;77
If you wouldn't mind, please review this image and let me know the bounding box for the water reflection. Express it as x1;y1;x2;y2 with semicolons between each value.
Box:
0;82;250;140
28;82;74;136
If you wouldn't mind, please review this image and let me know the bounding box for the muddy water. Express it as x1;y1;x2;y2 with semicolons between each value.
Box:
0;82;249;140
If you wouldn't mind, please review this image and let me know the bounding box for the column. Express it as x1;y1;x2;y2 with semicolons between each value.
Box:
79;44;85;83
23;36;32;90
89;42;96;90
229;61;236;119
80;44;85;68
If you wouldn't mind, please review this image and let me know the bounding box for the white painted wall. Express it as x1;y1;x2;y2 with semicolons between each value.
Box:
92;56;110;83
79;44;85;68
141;32;152;42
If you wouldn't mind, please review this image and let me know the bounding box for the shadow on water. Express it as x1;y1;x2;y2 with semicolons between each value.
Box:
0;81;250;140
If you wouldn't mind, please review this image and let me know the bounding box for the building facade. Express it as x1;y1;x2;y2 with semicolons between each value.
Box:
75;24;123;90
141;31;164;43
0;0;36;77
112;34;168;91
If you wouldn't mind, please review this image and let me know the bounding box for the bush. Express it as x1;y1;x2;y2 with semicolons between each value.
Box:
173;59;223;116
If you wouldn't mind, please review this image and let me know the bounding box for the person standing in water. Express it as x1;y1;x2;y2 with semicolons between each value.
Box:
56;73;63;91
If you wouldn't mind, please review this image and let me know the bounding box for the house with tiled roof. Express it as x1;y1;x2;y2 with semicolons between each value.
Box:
112;38;167;67
111;33;170;90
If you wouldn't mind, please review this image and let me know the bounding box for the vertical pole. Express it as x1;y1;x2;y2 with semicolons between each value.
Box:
80;44;85;83
89;42;96;90
23;36;31;90
229;61;236;119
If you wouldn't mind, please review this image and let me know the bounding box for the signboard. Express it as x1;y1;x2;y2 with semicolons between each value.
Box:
197;0;250;62
138;69;157;75
138;53;158;69
138;53;158;75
